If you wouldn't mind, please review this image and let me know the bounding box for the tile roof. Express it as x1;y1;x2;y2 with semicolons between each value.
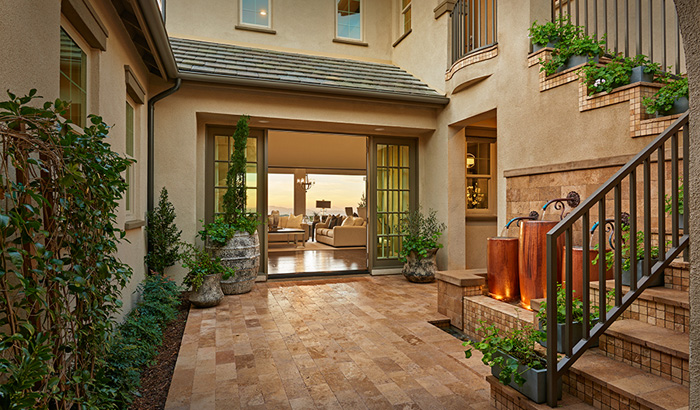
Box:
169;37;447;104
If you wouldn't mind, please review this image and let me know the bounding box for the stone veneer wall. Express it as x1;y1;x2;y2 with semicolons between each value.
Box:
463;295;535;341
437;280;482;330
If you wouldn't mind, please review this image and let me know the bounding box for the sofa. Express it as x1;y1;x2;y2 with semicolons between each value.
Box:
268;214;311;243
315;216;366;247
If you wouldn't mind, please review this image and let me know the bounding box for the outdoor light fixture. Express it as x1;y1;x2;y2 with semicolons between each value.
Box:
297;175;314;192
466;152;476;169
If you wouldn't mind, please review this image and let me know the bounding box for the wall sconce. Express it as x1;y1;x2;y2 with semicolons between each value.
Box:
466;153;476;169
297;175;315;192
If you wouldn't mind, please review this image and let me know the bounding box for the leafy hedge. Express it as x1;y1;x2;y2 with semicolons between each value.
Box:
99;274;181;408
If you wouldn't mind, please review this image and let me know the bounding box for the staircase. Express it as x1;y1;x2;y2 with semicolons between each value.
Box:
544;113;690;409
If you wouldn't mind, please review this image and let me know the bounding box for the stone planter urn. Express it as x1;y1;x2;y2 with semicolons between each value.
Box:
402;248;439;283
189;273;224;308
207;231;260;295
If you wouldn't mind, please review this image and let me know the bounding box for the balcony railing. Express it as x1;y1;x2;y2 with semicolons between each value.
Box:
552;0;685;73
544;113;689;406
451;0;498;64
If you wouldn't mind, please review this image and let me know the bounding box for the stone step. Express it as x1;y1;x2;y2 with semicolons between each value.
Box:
664;259;689;292
565;350;689;410
487;375;594;410
591;280;689;333
599;319;689;386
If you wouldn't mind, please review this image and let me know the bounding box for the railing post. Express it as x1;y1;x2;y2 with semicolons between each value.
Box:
546;233;558;407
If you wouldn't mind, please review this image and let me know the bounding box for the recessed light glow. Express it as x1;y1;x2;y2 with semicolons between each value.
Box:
258;120;270;123
260;9;267;16
374;127;385;131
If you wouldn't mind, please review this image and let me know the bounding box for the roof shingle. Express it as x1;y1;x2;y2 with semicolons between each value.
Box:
169;37;447;104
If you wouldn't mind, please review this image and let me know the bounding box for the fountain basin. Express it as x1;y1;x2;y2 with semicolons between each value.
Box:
487;237;520;302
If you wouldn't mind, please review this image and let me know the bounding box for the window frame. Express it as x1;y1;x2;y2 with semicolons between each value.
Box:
124;100;136;218
465;137;497;217
335;0;363;41
59;22;89;128
400;0;411;36
239;0;272;29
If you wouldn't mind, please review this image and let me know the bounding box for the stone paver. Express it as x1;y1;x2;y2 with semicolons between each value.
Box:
165;275;493;409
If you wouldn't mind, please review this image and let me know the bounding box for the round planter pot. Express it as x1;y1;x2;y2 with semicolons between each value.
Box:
207;231;260;295
402;248;438;283
189;273;224;308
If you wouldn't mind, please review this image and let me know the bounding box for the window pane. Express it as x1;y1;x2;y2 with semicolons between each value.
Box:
125;166;131;211
59;28;86;127
125;103;134;157
403;6;411;34
242;0;269;26
466;177;489;209
337;0;361;40
466;141;491;175
247;137;257;161
215;162;228;186
215;135;229;161
246;164;257;188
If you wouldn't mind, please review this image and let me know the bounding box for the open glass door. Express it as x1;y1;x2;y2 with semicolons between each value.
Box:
369;138;417;271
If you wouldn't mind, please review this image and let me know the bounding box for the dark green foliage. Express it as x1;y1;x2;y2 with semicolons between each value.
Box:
145;187;182;274
180;243;235;291
643;77;689;115
0;90;133;409
593;228;667;271
398;208;446;263
201;212;260;244
533;19;606;76
664;180;684;215
579;54;664;95
464;321;546;387
223;115;250;223
528;16;579;47
535;284;614;325
100;274;181;408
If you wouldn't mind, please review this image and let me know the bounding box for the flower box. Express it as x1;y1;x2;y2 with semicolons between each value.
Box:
491;350;561;404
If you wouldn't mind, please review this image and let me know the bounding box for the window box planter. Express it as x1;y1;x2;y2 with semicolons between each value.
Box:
656;96;689;117
622;258;663;287
538;320;598;354
491;350;561;404
630;66;655;83
557;54;598;73
532;40;558;53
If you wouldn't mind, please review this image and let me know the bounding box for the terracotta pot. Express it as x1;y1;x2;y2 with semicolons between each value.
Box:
189;273;224;308
487;237;520;302
402;248;438;283
207;231;260;295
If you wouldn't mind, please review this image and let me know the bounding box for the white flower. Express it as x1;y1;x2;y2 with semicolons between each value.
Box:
593;78;606;87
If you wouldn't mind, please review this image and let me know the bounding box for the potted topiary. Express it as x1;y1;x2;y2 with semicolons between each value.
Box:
464;321;559;404
664;180;684;230
398;208;446;283
201;115;261;294
536;284;614;353
643;76;689;117
181;244;233;308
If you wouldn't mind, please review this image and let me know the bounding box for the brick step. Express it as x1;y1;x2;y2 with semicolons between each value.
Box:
664;259;689;291
591;280;688;333
487;375;594;410
565;350;688;410
599;319;689;386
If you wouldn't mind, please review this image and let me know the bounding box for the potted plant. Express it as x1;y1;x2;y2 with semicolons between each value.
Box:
664;180;684;230
643;76;689;117
464;322;559;404
181;244;233;308
537;21;606;76
201;115;262;295
528;16;580;52
579;54;663;95
398;208;446;283
357;192;367;220
536;285;614;353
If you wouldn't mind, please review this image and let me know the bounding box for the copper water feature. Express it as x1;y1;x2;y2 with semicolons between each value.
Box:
518;192;580;309
564;219;615;300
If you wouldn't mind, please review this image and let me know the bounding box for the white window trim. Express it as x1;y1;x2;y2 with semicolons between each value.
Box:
238;0;272;29
400;0;411;35
335;0;364;42
59;17;91;126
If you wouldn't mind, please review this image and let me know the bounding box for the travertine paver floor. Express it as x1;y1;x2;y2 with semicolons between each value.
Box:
165;275;493;410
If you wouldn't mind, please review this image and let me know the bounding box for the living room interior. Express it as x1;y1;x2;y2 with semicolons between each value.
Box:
266;130;368;276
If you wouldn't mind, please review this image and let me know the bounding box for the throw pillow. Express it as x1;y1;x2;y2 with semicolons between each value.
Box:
279;216;289;228
287;214;303;229
328;215;339;229
342;216;355;226
352;217;365;226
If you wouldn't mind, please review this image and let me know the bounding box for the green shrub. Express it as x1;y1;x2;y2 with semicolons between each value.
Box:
100;274;182;408
532;19;606;76
145;187;182;274
643;77;689;115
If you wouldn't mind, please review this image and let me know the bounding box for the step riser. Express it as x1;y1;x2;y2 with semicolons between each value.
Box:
664;265;689;292
599;334;689;387
563;371;654;410
591;287;689;333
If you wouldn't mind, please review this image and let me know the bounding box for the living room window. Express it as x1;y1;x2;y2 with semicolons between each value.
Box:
59;28;87;127
214;134;258;214
336;0;362;40
241;0;270;28
401;0;411;35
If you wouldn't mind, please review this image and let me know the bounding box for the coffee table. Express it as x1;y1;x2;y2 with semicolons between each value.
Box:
268;228;306;248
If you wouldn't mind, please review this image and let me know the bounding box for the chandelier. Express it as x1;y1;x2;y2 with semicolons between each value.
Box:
297;175;315;192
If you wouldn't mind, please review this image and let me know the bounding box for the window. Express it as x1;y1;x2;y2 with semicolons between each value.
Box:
376;144;410;260
125;102;135;214
241;0;270;27
214;135;258;214
466;140;495;211
401;0;411;34
59;28;87;127
336;0;361;40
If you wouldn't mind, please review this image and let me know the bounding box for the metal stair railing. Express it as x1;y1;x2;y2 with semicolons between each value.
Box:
545;112;689;406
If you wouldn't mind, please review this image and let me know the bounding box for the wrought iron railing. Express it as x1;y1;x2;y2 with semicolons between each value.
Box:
552;0;685;74
544;112;689;406
451;0;498;64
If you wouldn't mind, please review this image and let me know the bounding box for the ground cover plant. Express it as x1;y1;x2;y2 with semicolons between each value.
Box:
0;91;132;408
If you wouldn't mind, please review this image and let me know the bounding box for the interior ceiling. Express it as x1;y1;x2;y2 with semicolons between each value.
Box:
268;131;366;171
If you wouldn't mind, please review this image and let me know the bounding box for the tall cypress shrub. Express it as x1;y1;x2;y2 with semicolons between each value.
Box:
145;187;182;274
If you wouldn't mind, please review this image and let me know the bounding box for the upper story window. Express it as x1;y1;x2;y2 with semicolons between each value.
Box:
451;0;498;63
59;28;87;127
336;0;361;40
401;0;411;34
241;0;270;28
